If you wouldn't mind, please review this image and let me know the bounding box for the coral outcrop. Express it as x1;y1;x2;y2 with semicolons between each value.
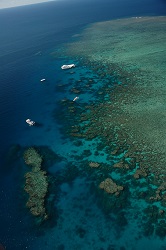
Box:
99;178;124;196
23;147;48;220
89;162;100;168
133;167;148;179
24;147;42;170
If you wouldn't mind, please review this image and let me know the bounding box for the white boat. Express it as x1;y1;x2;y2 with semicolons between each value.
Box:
40;78;46;82
73;96;79;102
61;64;75;70
26;119;35;126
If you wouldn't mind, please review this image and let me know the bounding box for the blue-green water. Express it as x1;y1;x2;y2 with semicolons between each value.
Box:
0;0;166;249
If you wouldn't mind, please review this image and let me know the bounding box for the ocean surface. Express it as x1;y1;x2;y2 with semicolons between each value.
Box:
0;0;166;249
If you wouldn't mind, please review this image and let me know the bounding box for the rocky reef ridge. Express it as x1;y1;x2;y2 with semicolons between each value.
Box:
23;147;48;220
99;178;124;196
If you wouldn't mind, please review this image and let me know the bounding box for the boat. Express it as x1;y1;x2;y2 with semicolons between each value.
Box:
61;64;75;70
73;96;79;102
26;119;35;126
40;79;46;82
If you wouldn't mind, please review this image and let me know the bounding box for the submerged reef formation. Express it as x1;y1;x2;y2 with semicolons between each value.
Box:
89;161;100;168
61;16;166;198
99;178;124;196
52;16;166;238
24;147;42;170
23;147;48;220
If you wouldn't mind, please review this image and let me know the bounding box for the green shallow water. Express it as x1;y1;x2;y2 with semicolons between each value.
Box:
51;16;166;241
60;16;166;177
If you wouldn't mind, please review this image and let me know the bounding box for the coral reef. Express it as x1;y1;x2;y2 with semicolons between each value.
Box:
23;147;48;220
52;17;166;238
24;147;42;170
133;168;148;179
99;178;124;196
113;161;129;170
89;162;100;168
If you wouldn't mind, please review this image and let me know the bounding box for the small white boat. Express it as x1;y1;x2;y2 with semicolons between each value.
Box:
61;64;75;70
73;96;79;102
26;119;35;126
40;79;46;82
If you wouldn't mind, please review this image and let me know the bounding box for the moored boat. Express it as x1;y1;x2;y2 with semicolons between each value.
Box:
26;119;35;126
61;64;75;70
40;78;46;82
73;96;79;102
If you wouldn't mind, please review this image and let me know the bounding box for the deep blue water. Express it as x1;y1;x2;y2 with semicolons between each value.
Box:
0;0;166;249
